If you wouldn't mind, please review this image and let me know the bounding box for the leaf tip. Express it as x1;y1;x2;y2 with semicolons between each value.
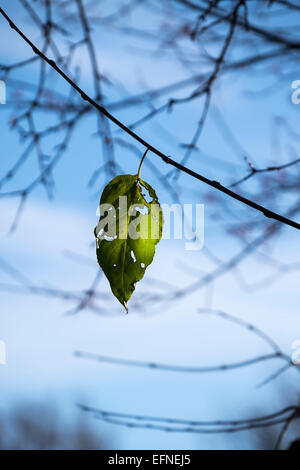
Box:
123;301;129;314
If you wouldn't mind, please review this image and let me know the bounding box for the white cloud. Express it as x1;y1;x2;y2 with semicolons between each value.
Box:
0;198;93;257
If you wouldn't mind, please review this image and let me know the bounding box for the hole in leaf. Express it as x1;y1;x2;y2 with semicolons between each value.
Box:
141;262;145;268
138;182;153;203
130;250;136;263
104;235;117;242
135;205;149;215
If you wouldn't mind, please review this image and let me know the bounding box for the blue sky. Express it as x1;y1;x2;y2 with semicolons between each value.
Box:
0;0;300;449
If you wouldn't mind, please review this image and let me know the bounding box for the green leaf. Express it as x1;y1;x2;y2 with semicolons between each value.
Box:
94;174;163;312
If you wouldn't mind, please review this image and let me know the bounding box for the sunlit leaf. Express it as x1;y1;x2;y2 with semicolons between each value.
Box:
94;174;163;312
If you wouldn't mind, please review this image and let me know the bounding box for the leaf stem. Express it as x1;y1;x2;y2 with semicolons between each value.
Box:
137;148;149;181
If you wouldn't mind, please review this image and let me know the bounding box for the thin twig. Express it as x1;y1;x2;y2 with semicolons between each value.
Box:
1;7;299;230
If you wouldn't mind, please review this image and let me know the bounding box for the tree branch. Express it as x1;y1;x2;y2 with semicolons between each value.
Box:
1;7;299;230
